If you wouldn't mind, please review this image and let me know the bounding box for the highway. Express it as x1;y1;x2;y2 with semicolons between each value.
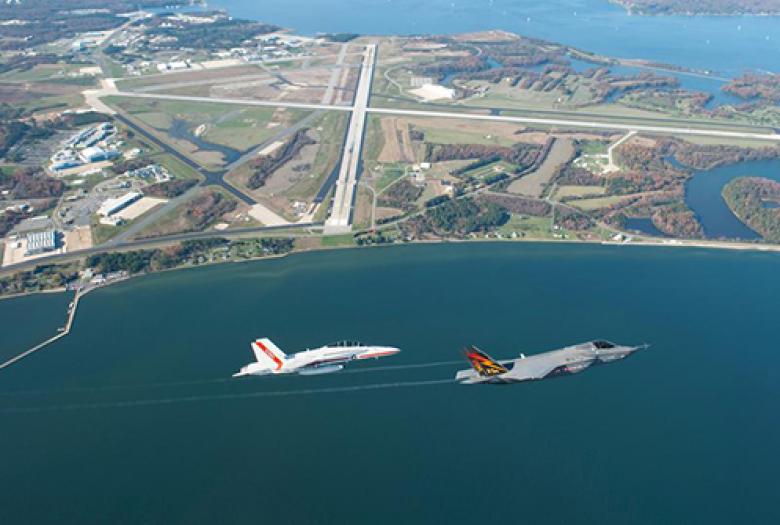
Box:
0;222;323;274
324;43;376;233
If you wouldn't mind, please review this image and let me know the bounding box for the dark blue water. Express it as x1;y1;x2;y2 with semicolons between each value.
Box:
684;158;780;239
0;292;72;363
213;0;780;77
2;243;780;523
624;217;666;237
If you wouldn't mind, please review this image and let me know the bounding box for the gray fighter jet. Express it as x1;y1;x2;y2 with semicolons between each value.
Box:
455;340;647;384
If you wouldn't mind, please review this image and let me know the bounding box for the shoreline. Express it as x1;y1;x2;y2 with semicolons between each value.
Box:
2;236;777;365
3;235;779;303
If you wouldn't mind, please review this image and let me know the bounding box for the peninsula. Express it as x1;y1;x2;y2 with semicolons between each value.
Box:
1;2;780;299
611;0;780;16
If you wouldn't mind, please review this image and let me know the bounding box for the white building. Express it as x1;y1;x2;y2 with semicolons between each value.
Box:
79;146;120;163
25;230;57;256
98;192;142;217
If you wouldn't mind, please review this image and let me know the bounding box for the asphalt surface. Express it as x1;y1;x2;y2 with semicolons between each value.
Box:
1;222;323;274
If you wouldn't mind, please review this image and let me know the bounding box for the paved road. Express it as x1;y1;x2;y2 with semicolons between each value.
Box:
370;94;773;132
114;91;352;112
367;107;780;143
325;44;377;233
322;43;348;104
1;222;323;274
113;90;780;143
114;114;254;204
64;51;780;263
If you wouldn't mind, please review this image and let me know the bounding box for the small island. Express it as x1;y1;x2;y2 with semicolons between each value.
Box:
722;177;780;241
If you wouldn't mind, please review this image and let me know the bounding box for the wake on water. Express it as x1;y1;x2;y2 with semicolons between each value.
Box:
0;378;457;414
0;360;464;413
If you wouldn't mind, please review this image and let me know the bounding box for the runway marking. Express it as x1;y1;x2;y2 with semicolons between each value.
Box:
0;379;456;414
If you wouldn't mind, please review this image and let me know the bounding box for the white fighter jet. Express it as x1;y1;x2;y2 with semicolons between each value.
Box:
233;338;401;377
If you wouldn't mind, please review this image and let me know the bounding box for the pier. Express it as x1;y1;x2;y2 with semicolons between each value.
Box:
0;289;84;371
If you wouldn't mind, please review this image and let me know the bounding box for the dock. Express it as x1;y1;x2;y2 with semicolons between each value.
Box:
0;289;84;371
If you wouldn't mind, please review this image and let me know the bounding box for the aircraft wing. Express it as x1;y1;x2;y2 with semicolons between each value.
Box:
505;354;573;381
298;365;344;376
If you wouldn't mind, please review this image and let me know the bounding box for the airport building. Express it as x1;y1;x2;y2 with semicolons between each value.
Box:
51;160;83;173
98;192;142;217
25;230;57;256
79;147;120;164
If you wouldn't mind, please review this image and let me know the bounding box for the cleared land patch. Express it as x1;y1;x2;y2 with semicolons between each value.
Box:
508;138;574;197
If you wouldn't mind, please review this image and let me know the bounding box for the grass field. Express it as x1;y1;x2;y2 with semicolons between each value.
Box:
421;126;517;147
460;160;515;180
149;153;204;182
497;214;555;239
0;63;95;82
362;115;385;164
374;165;407;193
578;140;609;156
570;195;627;211
321;234;356;247
282;111;348;202
91;216;133;245
553;185;607;199
106;97;310;152
202;107;309;151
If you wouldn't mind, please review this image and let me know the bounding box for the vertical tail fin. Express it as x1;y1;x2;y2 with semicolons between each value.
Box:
464;346;508;377
252;338;287;370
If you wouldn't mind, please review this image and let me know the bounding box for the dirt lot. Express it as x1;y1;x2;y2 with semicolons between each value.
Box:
378;117;417;163
63;226;92;252
115;196;167;221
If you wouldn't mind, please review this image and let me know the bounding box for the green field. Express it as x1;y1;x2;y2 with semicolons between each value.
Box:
149;153;204;182
0;63;95;82
421;126;516;147
106;96;311;151
570;195;628;211
553;185;607;199
578;140;609;156
497;214;555;239
362;115;385;163
321;234;356;247
459;160;515;180
282;111;348;201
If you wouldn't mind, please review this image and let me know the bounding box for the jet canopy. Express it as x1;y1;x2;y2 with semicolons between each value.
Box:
326;340;365;348
592;340;616;349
